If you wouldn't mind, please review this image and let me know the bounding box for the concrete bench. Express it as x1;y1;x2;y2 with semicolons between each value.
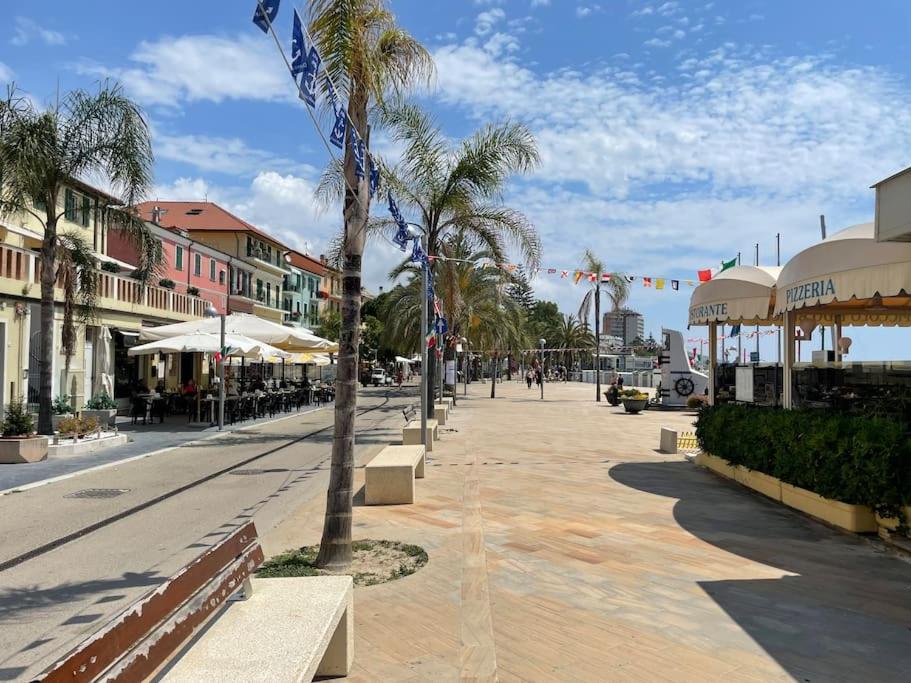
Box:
365;444;426;505
161;575;353;682
434;403;449;425
403;419;439;450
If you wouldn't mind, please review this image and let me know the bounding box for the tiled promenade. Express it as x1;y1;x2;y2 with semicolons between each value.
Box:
264;381;911;682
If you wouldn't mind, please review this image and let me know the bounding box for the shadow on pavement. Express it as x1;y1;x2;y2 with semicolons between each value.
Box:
609;460;911;682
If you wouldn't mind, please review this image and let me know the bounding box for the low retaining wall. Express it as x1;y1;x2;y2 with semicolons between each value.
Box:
48;433;129;458
694;453;878;533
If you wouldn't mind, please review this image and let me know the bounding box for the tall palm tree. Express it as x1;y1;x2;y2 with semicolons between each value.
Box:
553;314;595;370
0;83;161;434
308;0;433;570
578;249;629;402
374;103;540;411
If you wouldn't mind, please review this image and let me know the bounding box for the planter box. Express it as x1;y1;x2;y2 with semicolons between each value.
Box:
875;506;911;539
621;398;648;414
0;436;49;463
81;408;117;427
735;467;782;502
780;482;877;533
48;433;128;458
696;452;738;480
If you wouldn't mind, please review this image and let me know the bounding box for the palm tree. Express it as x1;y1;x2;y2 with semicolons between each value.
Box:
578;249;629;402
373;103;540;411
307;0;433;570
553;314;595;370
0;83;161;434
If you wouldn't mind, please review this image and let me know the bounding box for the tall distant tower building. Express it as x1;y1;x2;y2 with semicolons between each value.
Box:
603;308;645;345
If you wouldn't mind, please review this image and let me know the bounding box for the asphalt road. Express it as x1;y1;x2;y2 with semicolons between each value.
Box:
0;386;414;681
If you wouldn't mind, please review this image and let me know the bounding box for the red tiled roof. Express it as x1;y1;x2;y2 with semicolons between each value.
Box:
289;250;327;276
135;201;289;249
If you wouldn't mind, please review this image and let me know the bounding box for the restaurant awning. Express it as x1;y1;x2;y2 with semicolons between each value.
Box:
127;332;291;360
774;222;911;326
139;313;338;352
688;265;782;326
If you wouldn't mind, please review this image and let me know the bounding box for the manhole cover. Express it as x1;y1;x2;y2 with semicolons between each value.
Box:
65;488;130;499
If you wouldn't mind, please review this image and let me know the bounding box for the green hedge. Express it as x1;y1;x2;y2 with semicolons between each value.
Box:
695;404;911;518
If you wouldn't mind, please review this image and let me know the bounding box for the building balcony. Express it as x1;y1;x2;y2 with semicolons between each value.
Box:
0;242;214;321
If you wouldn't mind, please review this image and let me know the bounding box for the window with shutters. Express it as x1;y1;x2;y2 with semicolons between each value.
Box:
175;246;183;271
194;253;201;276
65;189;77;221
81;195;91;227
209;258;216;281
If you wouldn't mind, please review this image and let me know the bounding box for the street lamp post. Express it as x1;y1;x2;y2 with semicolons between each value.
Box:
204;303;225;431
407;224;429;448
461;337;468;398
539;338;546;400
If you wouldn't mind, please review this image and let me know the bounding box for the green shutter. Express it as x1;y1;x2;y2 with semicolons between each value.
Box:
81;195;91;227
65;189;76;221
175;246;183;271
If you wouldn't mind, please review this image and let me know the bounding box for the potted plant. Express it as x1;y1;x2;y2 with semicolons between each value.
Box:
82;391;118;427
0;399;48;463
620;390;649;414
187;286;200;296
58;416;99;441
158;277;176;290
52;394;75;431
604;384;621;406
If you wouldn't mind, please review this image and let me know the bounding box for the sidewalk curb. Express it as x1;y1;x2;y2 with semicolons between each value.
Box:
0;406;328;498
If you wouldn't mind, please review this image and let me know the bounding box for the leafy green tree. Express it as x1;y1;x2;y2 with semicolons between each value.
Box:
578;249;629;402
506;266;535;314
316;309;342;342
527;300;563;343
308;0;433;570
553;314;595;369
0;83;162;434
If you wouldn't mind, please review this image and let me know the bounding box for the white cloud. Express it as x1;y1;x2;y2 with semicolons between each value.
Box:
644;38;671;48
74;34;289;107
0;62;13;83
576;4;602;18
475;8;506;36
531;0;551;6
484;32;519;57
154;133;307;177
10;17;67;47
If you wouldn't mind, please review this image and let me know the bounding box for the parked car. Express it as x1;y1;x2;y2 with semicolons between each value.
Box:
370;369;388;386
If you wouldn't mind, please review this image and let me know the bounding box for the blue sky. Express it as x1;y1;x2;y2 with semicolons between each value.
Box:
3;0;911;360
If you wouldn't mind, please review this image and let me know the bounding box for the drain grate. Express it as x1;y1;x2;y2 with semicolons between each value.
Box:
65;488;130;499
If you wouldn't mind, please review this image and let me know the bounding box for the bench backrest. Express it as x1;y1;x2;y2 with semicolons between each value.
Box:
402;404;417;422
35;521;264;683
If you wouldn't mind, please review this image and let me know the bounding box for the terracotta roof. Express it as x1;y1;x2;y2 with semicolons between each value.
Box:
135;201;289;249
289;250;327;276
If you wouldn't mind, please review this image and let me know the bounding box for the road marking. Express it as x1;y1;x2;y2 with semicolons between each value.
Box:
0;406;327;498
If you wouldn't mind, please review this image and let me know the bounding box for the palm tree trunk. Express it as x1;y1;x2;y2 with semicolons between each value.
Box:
490;354;496;398
595;286;601;402
315;95;369;571
37;223;57;435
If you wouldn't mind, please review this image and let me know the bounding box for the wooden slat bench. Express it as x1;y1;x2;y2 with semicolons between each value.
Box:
365;444;426;505
34;521;353;683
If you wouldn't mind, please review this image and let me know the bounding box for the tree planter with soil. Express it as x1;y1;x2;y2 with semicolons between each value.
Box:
621;392;649;414
0;399;48;463
257;540;428;587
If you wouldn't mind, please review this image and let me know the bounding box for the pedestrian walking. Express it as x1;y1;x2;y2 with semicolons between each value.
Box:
526;370;533;389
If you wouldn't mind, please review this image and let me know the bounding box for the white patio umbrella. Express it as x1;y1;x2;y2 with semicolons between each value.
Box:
127;331;291;360
139;313;337;352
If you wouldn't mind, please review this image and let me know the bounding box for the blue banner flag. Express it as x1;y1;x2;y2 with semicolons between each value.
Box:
410;237;425;264
352;136;366;178
329;106;346;149
299;47;321;106
388;191;403;224
369;158;380;197
325;76;339;110
253;0;280;33
290;9;307;75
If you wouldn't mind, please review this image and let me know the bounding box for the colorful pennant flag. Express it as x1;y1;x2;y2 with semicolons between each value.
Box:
601;273;611;282
643;277;652;288
573;271;584;284
588;272;597;282
560;270;569;278
253;0;280;32
697;269;712;282
721;257;737;272
671;280;679;290
656;278;665;290
547;268;557;274
685;279;695;287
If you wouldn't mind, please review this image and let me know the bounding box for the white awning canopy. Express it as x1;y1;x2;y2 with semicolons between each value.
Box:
127;332;291;360
395;356;413;364
774;222;911;326
688;265;782;326
139;313;338;352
